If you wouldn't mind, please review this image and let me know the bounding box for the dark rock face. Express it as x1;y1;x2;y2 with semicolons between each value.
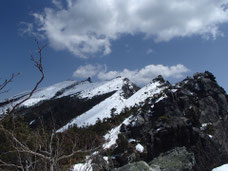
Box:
113;147;195;171
121;78;140;98
106;71;228;171
91;155;110;171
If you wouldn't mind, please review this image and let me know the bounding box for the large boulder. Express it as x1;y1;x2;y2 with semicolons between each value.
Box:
149;147;195;171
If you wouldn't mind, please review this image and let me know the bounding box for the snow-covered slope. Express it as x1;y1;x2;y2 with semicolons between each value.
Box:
98;80;169;150
1;75;168;133
0;80;73;113
0;77;135;115
57;77;137;131
58;77;168;131
124;80;167;108
0;80;85;113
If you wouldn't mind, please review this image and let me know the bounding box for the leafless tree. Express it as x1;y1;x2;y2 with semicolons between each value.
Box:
0;40;100;171
0;126;98;171
11;40;45;114
0;73;21;95
0;40;46;170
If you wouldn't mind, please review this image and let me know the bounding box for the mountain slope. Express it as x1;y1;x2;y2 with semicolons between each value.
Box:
58;76;169;131
91;71;228;171
101;76;170;149
58;77;139;131
0;78;126;113
1;71;228;171
0;77;139;130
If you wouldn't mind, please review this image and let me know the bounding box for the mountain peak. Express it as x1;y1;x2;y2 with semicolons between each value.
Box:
193;71;216;81
152;75;165;83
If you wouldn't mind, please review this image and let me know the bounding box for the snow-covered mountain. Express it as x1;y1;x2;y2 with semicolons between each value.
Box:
103;71;228;171
0;75;170;131
1;72;228;171
0;77;133;113
57;77;140;131
0;77;139;129
58;76;169;131
72;71;228;171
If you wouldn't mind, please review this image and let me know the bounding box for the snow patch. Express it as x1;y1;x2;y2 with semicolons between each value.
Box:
155;127;163;133
195;83;200;91
208;135;213;138
29;120;36;125
128;138;136;143
72;159;93;171
135;143;144;153
171;89;178;93
200;123;212;131
184;80;189;84
103;156;109;163
155;95;167;103
212;164;228;171
103;117;132;149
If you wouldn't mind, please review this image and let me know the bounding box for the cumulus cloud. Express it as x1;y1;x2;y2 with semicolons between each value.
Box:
73;64;189;85
32;0;228;58
73;64;106;78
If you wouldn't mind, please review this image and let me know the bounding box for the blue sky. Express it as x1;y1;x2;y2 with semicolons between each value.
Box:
1;0;228;100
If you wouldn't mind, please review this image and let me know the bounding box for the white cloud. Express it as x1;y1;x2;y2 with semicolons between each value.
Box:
18;22;43;38
32;0;228;58
73;64;189;85
146;48;153;55
73;64;106;78
51;0;63;9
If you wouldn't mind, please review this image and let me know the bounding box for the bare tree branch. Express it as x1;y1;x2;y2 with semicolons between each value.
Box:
0;126;51;161
0;73;21;94
0;40;48;170
10;41;46;114
0;40;99;171
0;158;24;170
57;145;101;162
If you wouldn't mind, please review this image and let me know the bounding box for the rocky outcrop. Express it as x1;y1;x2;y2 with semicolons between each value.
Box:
149;147;195;171
97;71;228;171
112;147;195;171
121;78;140;98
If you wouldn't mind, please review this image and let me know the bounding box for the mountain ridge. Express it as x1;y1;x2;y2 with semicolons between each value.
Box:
0;71;228;171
